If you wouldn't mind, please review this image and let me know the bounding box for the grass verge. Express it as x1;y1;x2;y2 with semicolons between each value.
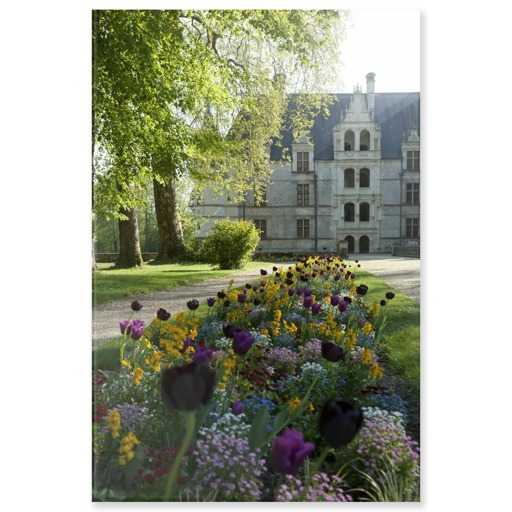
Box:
92;260;273;306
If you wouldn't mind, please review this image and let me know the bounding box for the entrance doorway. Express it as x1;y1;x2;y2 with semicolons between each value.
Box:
359;235;370;253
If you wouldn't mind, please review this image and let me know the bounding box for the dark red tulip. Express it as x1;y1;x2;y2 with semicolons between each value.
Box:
131;300;143;312
157;308;171;321
321;341;345;362
161;362;216;411
319;399;363;448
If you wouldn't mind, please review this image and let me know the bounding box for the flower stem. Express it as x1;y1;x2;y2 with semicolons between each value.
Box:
164;410;196;501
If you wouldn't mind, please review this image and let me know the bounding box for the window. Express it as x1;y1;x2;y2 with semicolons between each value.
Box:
407;150;420;171
406;183;420;205
254;186;267;207
406;218;420;238
360;130;370;151
297;219;310;239
360;202;370;221
254;219;267;239
344;168;355;188
297;152;309;172
360;168;370;187
297;184;310;206
344;130;354;151
344;203;355;222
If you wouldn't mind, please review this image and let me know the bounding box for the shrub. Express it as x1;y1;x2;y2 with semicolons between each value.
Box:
200;219;260;269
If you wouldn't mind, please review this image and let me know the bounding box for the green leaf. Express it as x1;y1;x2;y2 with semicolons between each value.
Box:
248;406;271;451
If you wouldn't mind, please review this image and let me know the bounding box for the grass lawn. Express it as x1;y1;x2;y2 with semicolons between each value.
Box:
93;260;274;306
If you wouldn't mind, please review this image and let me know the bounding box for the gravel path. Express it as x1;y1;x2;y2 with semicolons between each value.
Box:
92;256;420;346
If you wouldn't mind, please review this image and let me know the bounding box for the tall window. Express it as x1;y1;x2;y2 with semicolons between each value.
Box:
360;202;370;221
407;150;420;171
360;130;370;151
297;184;310;206
254;219;267;239
297;152;309;172
344;203;355;222
406;218;420;238
360;168;370;187
297;219;310;239
344;168;355;188
406;183;420;205
344;130;355;151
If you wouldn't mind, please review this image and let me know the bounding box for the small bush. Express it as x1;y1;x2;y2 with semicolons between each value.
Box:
201;219;260;269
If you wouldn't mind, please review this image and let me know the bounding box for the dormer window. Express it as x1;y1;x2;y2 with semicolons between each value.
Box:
407;150;420;171
297;152;309;172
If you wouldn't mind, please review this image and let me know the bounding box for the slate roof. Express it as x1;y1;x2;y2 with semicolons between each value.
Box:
270;92;420;161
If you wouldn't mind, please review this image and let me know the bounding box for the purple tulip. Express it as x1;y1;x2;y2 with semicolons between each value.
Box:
232;330;254;356
187;299;199;311
334;273;341;281
232;401;244;416
131;300;143;311
303;296;313;309
157;308;171;321
330;295;340;306
311;302;322;315
130;319;145;341
338;300;348;313
237;293;247;304
120;320;132;335
193;343;213;364
271;428;315;475
252;286;259;293
288;288;295;297
161;362;216;411
206;297;216;307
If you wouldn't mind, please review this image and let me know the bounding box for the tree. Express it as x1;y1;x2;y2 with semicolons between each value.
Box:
92;10;349;266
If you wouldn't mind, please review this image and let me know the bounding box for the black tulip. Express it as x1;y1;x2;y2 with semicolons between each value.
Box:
380;300;387;306
217;291;226;299
260;269;268;276
319;399;363;448
161;362;216;411
321;341;345;362
385;292;396;300
245;283;252;289
157;308;171;321
273;266;278;272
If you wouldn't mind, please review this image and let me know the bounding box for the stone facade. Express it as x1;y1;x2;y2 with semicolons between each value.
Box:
195;73;420;256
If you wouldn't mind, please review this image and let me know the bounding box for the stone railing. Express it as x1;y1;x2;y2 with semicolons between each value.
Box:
392;245;420;258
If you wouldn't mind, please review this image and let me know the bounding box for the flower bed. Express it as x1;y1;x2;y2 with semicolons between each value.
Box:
92;255;420;502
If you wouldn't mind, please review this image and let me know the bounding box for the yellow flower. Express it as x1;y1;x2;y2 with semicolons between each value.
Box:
188;328;198;341
274;310;282;323
362;348;373;365
369;363;384;379
132;367;144;386
106;410;121;439
346;329;357;350
307;403;315;413
118;432;140;466
146;351;162;372
289;397;301;412
121;359;131;369
372;302;380;317
183;345;195;363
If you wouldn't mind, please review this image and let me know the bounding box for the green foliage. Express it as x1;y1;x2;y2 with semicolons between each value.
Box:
200;219;260;270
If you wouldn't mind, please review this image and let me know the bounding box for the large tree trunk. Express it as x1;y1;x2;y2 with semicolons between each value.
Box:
117;184;144;268
153;177;186;261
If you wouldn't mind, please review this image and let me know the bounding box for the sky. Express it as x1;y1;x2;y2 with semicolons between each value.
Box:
338;9;421;93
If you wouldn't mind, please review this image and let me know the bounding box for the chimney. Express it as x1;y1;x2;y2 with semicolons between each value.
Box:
366;72;376;112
